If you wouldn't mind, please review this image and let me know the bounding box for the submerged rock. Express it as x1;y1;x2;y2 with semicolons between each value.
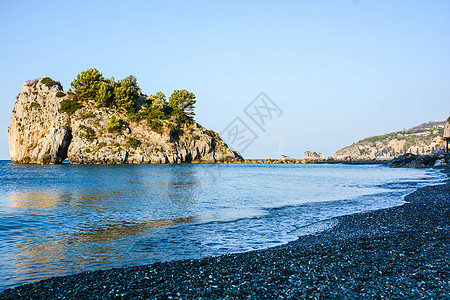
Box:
434;159;447;167
9;78;243;164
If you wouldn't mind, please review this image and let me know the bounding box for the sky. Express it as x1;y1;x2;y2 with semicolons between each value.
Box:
0;0;449;159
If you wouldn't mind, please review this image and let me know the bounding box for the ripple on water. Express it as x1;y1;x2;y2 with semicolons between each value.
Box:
0;161;445;291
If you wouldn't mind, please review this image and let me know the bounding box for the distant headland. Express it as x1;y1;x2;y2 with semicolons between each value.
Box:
333;119;449;160
8;69;243;164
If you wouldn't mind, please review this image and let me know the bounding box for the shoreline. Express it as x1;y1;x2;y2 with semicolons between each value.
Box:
1;170;449;299
1;159;392;166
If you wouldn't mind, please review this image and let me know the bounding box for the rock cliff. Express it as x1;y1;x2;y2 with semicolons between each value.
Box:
9;78;243;164
332;120;447;160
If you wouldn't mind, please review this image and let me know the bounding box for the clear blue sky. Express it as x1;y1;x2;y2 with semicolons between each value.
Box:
1;0;449;159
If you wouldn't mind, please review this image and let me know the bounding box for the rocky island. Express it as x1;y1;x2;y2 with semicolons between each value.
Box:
8;69;242;164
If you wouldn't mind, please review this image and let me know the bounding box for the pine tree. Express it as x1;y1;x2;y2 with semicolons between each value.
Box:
150;92;167;110
95;79;114;107
169;90;196;118
114;75;140;113
69;68;105;101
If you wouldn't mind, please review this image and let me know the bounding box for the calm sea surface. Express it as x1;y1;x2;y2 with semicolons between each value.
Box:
0;161;445;290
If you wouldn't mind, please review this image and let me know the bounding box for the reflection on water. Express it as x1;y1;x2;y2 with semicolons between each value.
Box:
0;161;445;291
9;191;60;209
0;163;207;290
10;215;200;284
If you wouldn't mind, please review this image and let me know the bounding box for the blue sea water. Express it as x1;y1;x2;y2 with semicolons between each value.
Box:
0;161;445;291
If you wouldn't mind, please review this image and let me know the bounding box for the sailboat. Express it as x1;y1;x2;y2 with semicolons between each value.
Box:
278;136;289;159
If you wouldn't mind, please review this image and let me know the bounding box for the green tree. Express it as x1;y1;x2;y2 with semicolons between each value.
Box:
150;92;167;110
59;99;83;115
95;79;115;107
148;108;166;120
41;77;56;87
168;90;196;118
69;68;105;101
55;91;66;98
107;115;127;133
126;137;140;149
114;75;140;113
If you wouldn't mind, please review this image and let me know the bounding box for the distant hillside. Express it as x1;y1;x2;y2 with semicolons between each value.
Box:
333;120;447;160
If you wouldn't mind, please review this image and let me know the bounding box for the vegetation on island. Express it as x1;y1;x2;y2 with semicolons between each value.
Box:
106;115;127;133
30;101;41;109
59;98;83;115
10;72;241;165
55;91;66;98
59;68;196;134
40;77;57;87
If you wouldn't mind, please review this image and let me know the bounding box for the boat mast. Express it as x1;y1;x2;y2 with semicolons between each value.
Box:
278;136;284;158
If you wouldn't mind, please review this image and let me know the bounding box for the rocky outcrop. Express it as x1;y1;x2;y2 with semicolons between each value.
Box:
9;78;243;164
389;152;449;168
304;151;326;161
8;79;71;164
262;158;305;164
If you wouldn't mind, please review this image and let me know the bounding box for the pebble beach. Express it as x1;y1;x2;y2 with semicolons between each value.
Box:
1;169;449;299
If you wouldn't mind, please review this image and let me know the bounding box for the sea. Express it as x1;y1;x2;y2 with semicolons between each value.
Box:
0;161;445;291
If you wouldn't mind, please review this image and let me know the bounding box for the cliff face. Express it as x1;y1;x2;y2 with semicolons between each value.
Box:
332;121;447;160
8;79;71;164
9;78;242;164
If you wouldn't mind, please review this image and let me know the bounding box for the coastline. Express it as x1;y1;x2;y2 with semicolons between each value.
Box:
1;169;449;299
